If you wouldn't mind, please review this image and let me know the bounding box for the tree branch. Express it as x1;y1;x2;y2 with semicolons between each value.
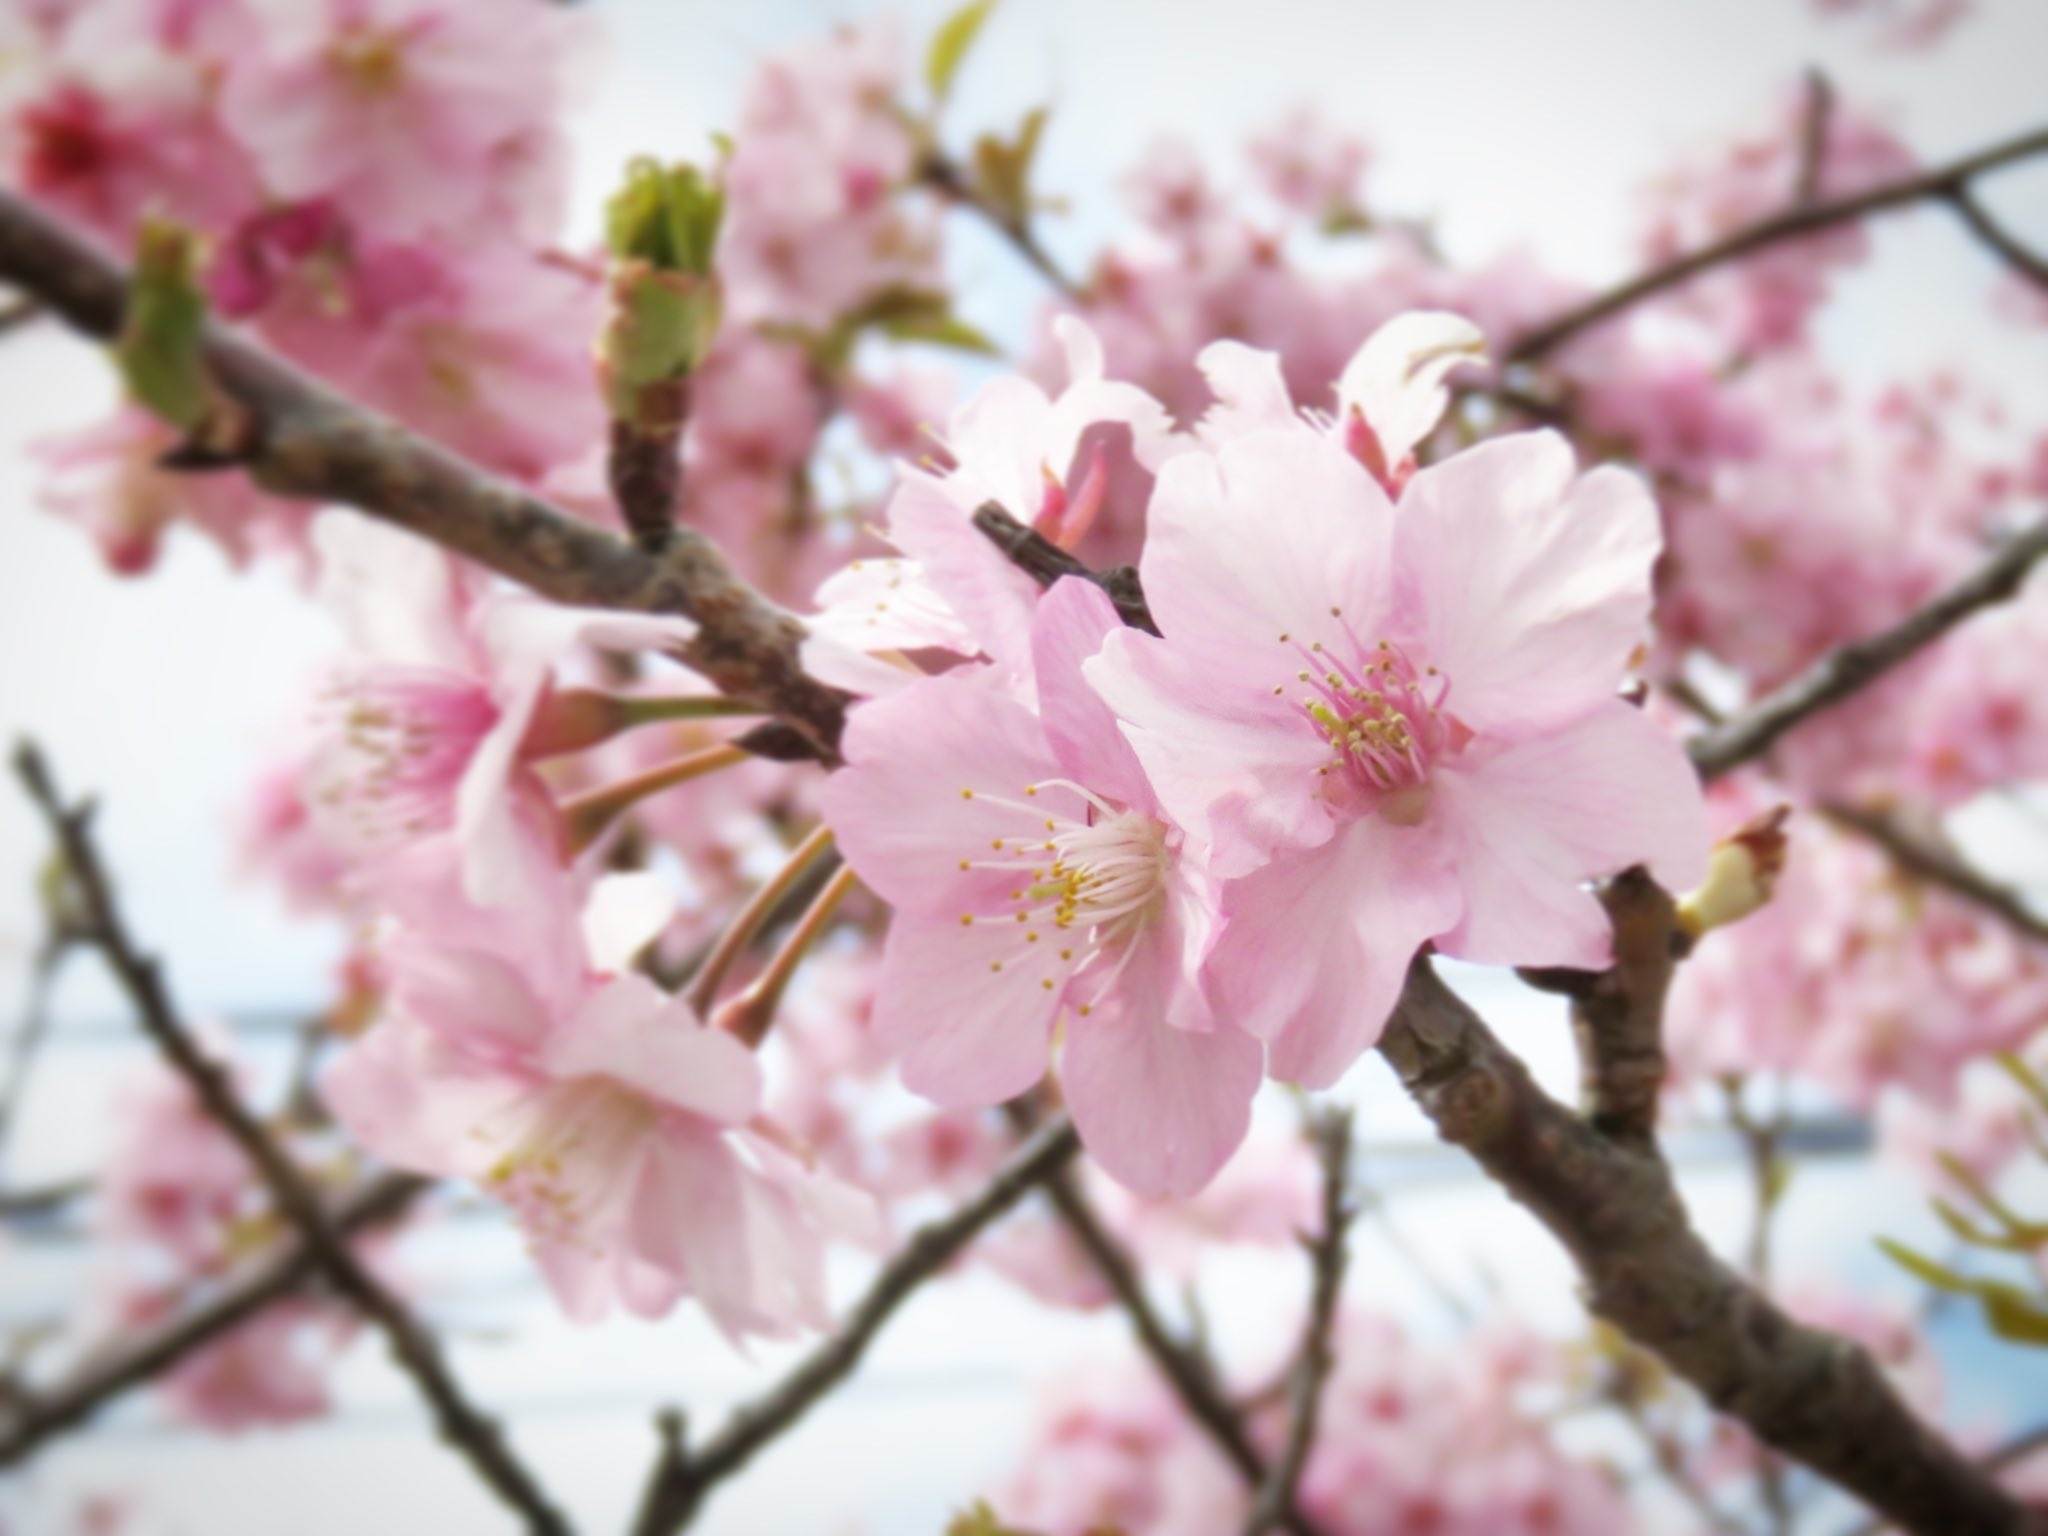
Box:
968;476;2032;1533
1243;1108;1354;1536
0;1172;425;1467
630;1115;1081;1536
1822;802;2048;945
1687;516;2048;780
1793;69;1838;207
916;150;1083;302
1376;961;2033;1536
0;190;847;761
1947;187;2048;292
1506;123;2048;361
12;743;573;1536
1522;869;1684;1143
970;501;1157;633
1003;1102;1326;1536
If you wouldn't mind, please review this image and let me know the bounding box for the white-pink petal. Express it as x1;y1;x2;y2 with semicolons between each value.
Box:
1060;1008;1262;1198
1431;699;1710;969
1397;432;1661;734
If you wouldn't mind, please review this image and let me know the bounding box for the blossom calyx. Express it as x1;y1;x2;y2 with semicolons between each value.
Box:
1675;804;1792;942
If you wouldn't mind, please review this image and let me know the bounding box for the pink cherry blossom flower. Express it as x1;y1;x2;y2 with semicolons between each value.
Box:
156;1302;356;1432
1088;426;1706;1085
325;842;875;1338
215;0;590;244
822;579;1260;1196
800;555;981;697
308;510;698;907
718;18;938;330
1246;106;1370;221
1197;309;1487;494
34;408;312;574
883;316;1181;680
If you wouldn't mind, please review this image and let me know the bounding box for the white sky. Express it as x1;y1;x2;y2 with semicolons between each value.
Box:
2;0;2047;1530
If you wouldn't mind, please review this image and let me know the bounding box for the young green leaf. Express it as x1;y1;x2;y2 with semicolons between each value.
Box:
926;0;997;103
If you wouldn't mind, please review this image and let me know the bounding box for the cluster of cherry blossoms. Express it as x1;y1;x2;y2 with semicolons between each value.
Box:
997;1312;1636;1536
820;309;1706;1193
5;0;2048;1526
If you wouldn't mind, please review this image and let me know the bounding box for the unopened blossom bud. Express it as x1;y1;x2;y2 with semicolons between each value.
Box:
118;219;212;433
1676;804;1792;941
600;160;727;423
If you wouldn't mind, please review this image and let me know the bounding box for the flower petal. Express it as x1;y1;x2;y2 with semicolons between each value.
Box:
544;975;763;1125
1211;817;1462;1088
1398;432;1661;733
1432;699;1709;968
1061;1008;1262;1198
821;669;1075;916
878;915;1065;1106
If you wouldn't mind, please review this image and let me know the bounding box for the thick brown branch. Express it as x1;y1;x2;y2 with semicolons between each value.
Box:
1687;516;2048;780
1506;123;2048;361
0;190;846;761
0;1172;425;1466
631;1115;1081;1536
967;479;2026;1532
1243;1109;1353;1536
1377;962;2033;1536
1527;869;1683;1142
13;744;573;1536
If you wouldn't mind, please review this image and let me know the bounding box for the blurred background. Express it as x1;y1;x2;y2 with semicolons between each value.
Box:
3;0;2047;1530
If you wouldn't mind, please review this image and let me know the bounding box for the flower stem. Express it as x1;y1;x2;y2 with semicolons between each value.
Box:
685;823;838;1016
559;742;750;854
714;865;859;1049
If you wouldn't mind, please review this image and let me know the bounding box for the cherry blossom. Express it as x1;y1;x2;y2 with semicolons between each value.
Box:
1089;424;1706;1083
823;579;1259;1196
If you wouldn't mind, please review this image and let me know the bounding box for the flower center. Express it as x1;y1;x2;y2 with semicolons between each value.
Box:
1282;637;1464;820
330;29;407;96
484;1079;657;1253
314;666;499;847
953;782;1173;1014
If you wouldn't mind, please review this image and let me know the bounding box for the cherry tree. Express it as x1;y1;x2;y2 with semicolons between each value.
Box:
1;1;2047;1532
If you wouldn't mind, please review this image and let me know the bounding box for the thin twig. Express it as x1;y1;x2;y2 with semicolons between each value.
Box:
1947;187;2048;292
1000;1104;1327;1536
0;1172;425;1466
1506;122;2048;360
1243;1109;1354;1536
11;743;572;1536
1824;803;2048;945
917;150;1083;301
1794;69;1838;207
1688;516;2048;780
1522;868;1682;1143
970;501;1157;633
630;1115;1081;1536
0;936;68;1176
